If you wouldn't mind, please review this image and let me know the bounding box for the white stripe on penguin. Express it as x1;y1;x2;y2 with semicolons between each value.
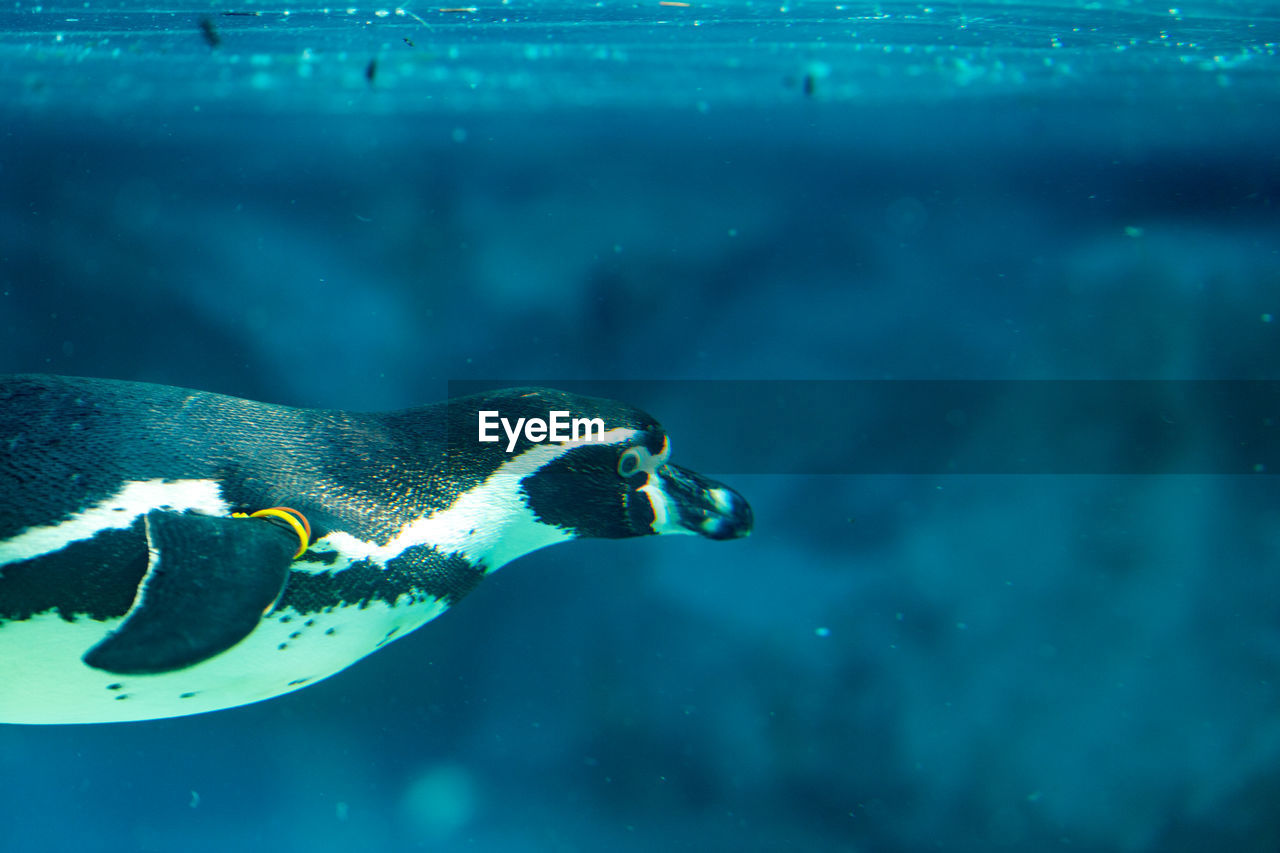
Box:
323;427;639;572
0;479;230;567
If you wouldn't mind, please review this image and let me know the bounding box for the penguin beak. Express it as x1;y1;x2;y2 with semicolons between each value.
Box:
646;464;753;540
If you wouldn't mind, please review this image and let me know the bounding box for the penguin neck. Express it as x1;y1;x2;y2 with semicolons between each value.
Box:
398;441;579;574
322;407;576;572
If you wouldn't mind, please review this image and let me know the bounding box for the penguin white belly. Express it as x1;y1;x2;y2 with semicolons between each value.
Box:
0;592;447;724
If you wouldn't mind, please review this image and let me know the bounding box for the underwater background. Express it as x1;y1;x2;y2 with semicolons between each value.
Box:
3;0;1280;850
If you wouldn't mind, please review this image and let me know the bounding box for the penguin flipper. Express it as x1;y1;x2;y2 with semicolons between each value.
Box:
82;510;295;675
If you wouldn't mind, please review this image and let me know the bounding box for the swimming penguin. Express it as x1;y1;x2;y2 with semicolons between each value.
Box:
0;375;751;724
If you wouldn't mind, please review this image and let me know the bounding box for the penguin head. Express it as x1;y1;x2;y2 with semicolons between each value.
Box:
460;388;752;542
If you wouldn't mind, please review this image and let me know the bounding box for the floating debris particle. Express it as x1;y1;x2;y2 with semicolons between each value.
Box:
366;57;378;84
199;16;221;48
404;36;416;47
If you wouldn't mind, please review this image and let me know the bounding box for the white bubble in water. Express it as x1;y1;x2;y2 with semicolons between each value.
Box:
400;762;477;840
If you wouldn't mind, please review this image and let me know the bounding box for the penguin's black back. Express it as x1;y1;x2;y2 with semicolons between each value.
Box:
0;375;437;543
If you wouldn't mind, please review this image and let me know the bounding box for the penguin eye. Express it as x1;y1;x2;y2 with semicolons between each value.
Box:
617;447;645;478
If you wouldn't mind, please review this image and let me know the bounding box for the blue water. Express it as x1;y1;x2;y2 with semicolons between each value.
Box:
3;1;1280;850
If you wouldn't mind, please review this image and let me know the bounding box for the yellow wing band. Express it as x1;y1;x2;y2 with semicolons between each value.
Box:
231;506;312;559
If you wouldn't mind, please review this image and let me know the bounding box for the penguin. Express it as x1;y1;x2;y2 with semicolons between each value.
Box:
0;375;752;724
